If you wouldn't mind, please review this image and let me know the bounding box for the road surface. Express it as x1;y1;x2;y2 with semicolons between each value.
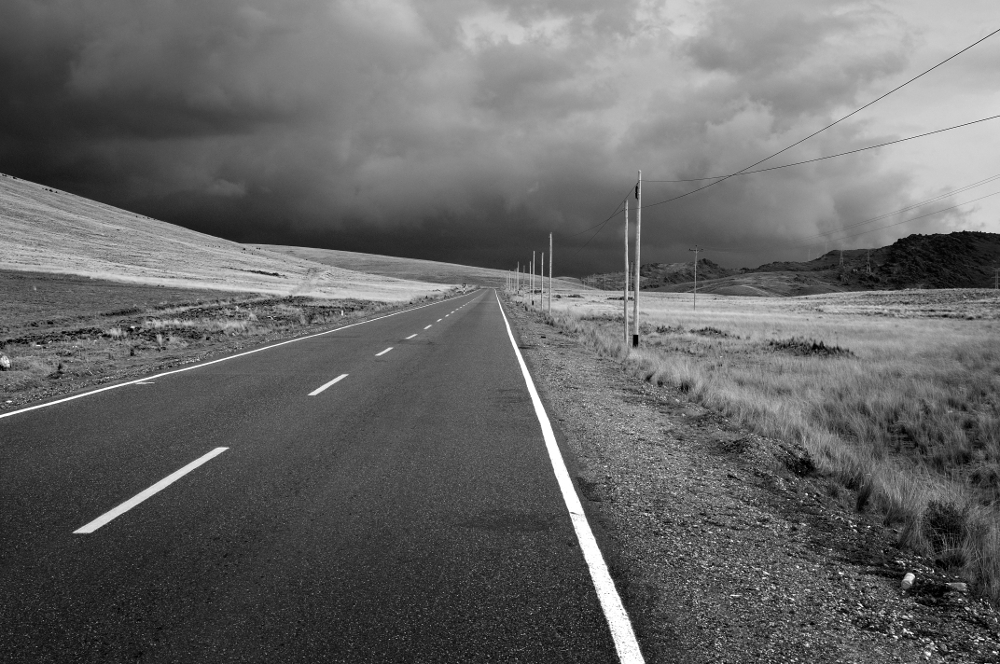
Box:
0;289;643;663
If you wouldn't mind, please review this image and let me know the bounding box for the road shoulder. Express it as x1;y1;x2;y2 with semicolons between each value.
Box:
505;300;1000;664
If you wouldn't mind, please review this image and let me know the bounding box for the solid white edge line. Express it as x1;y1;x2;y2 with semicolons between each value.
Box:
308;373;349;396
493;289;645;664
405;334;417;340
74;447;228;534
375;347;393;356
0;290;481;421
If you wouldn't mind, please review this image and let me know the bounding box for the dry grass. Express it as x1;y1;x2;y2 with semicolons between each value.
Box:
523;288;1000;602
1;283;465;408
260;244;514;288
0;174;448;301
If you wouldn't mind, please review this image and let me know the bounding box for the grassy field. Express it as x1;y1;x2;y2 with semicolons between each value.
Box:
521;287;1000;601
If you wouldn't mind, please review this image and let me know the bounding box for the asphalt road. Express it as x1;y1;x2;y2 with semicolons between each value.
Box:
0;289;642;663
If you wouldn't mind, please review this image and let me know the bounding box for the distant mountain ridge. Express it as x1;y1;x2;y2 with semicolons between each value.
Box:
584;231;1000;296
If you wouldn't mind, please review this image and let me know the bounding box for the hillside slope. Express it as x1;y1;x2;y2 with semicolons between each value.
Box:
750;232;1000;291
875;231;1000;289
581;259;735;290
261;245;510;287
0;173;443;301
589;231;1000;296
640;258;737;286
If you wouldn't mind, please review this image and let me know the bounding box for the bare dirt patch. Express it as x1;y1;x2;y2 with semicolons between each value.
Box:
505;299;1000;663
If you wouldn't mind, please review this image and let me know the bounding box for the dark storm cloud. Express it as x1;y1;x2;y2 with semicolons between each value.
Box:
1;0;990;274
683;1;911;120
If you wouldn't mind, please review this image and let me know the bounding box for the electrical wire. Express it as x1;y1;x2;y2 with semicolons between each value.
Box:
807;190;1000;245
565;183;637;258
565;27;1000;267
801;172;1000;242
567;186;632;237
645;114;1000;184
576;196;627;251
638;26;1000;208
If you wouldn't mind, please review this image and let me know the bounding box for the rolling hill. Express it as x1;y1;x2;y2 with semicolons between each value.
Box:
259;245;513;288
0;173;469;300
587;231;1000;296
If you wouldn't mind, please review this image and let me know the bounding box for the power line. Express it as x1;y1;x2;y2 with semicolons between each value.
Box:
576;203;624;252
638;26;1000;208
645;114;1000;183
679;176;1000;257
569;184;637;257
568;199;626;237
801;172;1000;242
807;189;1000;245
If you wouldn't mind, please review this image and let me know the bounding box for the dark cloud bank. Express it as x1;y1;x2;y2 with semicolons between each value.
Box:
0;0;986;275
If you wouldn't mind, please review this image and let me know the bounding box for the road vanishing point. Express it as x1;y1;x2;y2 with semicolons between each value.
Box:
0;289;645;663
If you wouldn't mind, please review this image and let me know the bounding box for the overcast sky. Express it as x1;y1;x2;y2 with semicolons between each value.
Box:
2;0;998;274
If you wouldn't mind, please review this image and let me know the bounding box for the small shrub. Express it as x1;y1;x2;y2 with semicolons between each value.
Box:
692;326;732;338
768;337;854;357
922;500;966;568
962;507;1000;600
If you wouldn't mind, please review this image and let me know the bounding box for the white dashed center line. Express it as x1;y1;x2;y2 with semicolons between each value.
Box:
424;325;432;330
405;334;417;340
376;347;393;356
309;373;349;396
74;447;228;534
437;319;442;322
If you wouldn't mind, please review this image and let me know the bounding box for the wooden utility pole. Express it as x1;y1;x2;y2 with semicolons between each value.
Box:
622;197;628;348
688;246;702;310
531;251;535;306
548;233;553;314
541;252;545;308
632;170;641;347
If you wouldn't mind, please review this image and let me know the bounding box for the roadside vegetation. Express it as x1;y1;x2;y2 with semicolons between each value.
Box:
522;288;1000;603
0;270;463;410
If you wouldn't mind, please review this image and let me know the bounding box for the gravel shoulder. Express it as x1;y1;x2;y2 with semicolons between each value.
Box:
505;300;1000;664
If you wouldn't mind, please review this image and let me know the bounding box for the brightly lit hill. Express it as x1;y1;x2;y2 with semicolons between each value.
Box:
0;173;515;299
